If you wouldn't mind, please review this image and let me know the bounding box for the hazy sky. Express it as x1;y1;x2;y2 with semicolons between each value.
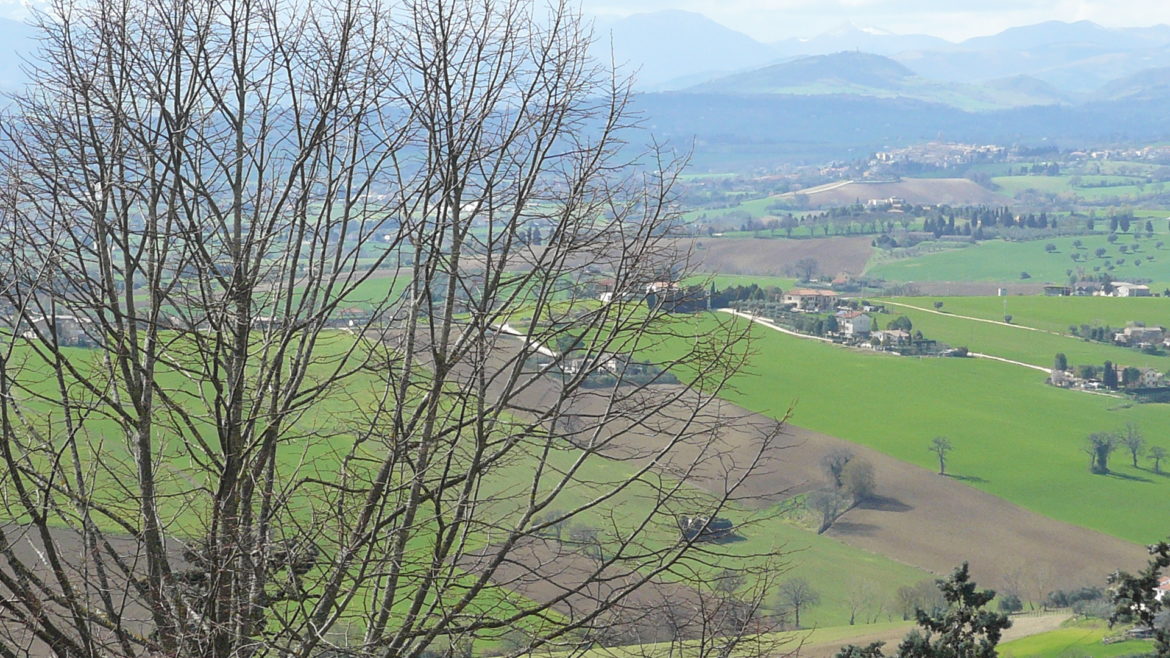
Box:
580;0;1170;42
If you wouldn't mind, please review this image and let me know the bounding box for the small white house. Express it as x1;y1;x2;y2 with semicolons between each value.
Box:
836;310;872;337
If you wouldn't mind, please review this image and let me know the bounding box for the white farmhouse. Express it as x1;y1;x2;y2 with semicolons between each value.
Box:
836;310;872;337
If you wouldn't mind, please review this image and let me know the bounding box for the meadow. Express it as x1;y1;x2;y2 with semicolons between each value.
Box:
2;327;933;631
997;618;1153;657
657;313;1170;546
867;232;1170;287
990;174;1158;203
871;299;1170;371
891;295;1170;336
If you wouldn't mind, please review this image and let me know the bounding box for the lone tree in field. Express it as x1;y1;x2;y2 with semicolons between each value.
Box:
0;0;783;655
1085;432;1119;474
821;448;854;488
777;578;821;629
841;459;877;507
808;488;847;534
1150;446;1168;474
794;257;820;282
1122;423;1146;468
929;437;953;475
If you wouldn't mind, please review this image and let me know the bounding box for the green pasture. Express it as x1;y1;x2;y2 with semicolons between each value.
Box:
867;233;1170;286
903;295;1170;336
990;175;1156;203
998;618;1153;657
654;313;1170;545
1;325;930;630
683;195;782;223
872;300;1170;371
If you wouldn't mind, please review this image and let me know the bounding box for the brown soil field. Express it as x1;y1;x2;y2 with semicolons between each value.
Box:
534;385;1146;593
784;178;1008;208
460;538;766;647
684;236;874;277
451;333;1147;594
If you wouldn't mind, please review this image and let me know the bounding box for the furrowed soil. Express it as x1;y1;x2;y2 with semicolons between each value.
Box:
682;236;874;277
459;333;1147;596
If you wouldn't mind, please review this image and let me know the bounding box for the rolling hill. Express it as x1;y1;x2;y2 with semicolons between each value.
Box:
687;52;1071;110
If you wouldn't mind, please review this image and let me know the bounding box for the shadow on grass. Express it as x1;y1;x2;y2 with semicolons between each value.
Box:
706;534;747;545
1104;470;1153;483
945;473;988;483
828;521;879;537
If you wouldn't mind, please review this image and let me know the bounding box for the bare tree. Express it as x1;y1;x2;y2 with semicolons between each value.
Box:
846;579;878;626
841;459;876;507
0;0;782;656
929;436;953;475
807;488;846;534
1122;422;1145;468
821;448;853;488
1150;445;1168;474
1085;432;1118;474
793;257;819;282
776;577;820;629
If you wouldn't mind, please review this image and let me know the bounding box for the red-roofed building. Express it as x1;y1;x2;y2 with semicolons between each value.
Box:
783;289;838;312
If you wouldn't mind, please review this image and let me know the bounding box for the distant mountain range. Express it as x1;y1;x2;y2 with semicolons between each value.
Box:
686;52;1069;110
4;12;1170;168
593;11;1170;99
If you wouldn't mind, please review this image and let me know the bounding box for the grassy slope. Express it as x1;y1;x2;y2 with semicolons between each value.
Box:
901;295;1169;335
873;299;1170;371
657;314;1170;545
867;233;1170;286
991;175;1151;202
5;332;928;629
998;618;1153;657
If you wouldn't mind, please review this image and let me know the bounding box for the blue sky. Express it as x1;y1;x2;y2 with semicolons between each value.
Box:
580;0;1170;42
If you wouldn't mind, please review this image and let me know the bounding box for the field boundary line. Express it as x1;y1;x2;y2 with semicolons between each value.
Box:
881;300;1062;335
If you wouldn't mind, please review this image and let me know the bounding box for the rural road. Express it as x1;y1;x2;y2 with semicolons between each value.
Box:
722;307;1054;374
883;299;1058;335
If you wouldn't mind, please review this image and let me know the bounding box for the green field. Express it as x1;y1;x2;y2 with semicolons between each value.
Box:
873;299;1170;371
867;233;1170;286
991;175;1157;203
657;313;1170;545
3;329;932;630
998;618;1153;657
683;195;781;223
892;296;1169;338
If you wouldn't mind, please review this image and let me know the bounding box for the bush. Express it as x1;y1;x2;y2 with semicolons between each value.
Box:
998;594;1023;614
1047;586;1104;608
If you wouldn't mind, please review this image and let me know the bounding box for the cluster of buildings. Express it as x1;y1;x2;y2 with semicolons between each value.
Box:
1043;281;1152;297
872;142;1008;169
